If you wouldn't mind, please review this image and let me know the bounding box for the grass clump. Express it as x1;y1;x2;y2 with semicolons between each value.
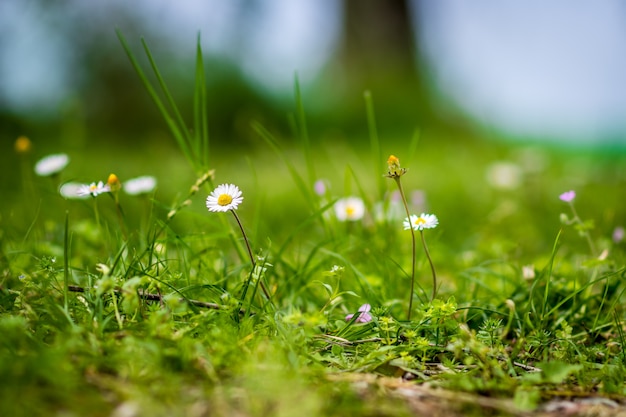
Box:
2;34;626;417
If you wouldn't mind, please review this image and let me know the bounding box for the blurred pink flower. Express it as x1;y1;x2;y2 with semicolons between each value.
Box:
346;304;372;323
559;190;576;202
314;179;328;196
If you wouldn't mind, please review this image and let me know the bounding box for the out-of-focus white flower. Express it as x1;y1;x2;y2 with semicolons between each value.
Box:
123;176;157;195
34;153;69;176
59;182;90;199
330;265;344;274
522;265;535;280
485;161;522;190
334;196;365;221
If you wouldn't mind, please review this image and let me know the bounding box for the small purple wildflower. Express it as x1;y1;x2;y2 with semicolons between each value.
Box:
345;304;372;323
613;226;624;243
314;179;327;196
559;190;576;202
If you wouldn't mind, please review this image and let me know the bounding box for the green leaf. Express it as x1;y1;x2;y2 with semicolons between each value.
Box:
537;361;583;384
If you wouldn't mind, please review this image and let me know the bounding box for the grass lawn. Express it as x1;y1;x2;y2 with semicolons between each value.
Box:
2;35;626;417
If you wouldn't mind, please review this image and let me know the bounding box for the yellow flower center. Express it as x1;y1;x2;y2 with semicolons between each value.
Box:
414;217;425;225
89;184;97;192
346;206;356;217
217;194;233;206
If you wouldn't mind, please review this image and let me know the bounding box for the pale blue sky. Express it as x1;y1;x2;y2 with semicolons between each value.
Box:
413;0;626;143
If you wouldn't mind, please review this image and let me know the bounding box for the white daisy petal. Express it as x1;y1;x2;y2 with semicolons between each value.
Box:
124;176;157;195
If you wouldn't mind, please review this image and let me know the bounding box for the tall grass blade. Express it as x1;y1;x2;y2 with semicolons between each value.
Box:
252;121;314;207
194;33;210;170
116;29;204;173
63;210;70;311
294;75;315;185
529;229;561;325
614;310;626;364
364;91;384;199
407;128;421;165
140;38;197;170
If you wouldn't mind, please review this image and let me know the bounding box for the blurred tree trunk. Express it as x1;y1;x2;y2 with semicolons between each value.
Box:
341;0;416;81
334;0;430;128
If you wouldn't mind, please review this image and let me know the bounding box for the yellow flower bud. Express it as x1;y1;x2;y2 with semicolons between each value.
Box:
385;154;407;178
14;136;32;154
107;173;122;192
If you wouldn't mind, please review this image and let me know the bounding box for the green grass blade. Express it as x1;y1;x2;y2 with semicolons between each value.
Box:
116;29;194;171
364;91;384;199
540;229;562;323
63;210;70;311
140;38;197;170
294;74;315;185
407;128;421;166
613;310;626;364
193;32;210;170
252;121;314;207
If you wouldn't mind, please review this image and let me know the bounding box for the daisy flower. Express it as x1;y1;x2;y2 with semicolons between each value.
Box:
404;213;439;231
34;153;69;176
346;304;373;323
334;196;365;221
77;181;111;197
559;190;576;202
124;175;157;195
206;183;243;212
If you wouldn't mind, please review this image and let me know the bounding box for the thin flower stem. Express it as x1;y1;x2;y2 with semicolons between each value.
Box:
394;177;416;321
112;195;128;241
420;230;438;301
110;289;124;329
230;209;271;301
567;201;600;304
568;202;597;257
92;198;100;226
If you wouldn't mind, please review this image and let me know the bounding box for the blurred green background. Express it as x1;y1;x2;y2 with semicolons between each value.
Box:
2;0;626;262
